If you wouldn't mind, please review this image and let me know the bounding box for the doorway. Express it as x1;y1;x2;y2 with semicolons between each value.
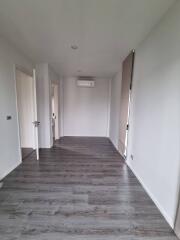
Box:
119;50;135;158
15;68;39;160
51;83;59;145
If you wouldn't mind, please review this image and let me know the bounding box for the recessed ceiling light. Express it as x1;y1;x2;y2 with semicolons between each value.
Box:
71;45;78;50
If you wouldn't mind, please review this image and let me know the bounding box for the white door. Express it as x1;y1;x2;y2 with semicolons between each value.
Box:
16;70;35;149
53;84;59;140
32;69;40;160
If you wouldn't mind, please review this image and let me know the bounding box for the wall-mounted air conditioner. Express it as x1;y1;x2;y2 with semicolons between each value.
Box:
76;77;95;88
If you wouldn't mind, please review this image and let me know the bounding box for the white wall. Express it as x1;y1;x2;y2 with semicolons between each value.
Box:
127;1;180;228
63;77;110;137
109;70;122;148
16;70;35;148
0;37;33;180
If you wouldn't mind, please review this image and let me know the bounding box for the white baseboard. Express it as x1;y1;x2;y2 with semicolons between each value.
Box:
127;161;174;229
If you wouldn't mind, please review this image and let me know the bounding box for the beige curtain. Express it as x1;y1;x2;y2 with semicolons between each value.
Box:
118;51;134;156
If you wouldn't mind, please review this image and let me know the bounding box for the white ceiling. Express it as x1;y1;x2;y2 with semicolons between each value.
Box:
0;0;176;78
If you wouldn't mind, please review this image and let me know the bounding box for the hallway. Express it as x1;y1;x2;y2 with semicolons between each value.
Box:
0;137;177;239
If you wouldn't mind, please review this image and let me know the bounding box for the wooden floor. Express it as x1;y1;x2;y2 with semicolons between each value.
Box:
0;137;178;240
21;148;34;160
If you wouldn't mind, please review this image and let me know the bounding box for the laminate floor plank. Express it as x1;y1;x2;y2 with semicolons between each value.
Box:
0;137;177;239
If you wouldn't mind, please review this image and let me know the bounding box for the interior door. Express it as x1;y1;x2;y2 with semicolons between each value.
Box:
119;51;135;157
53;84;59;140
32;69;40;160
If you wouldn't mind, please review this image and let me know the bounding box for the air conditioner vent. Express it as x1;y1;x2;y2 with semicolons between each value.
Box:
77;76;94;81
76;76;95;88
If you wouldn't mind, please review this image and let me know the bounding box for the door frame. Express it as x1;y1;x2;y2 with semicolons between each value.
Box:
118;50;135;159
51;78;61;145
124;50;135;159
51;83;60;141
175;181;180;238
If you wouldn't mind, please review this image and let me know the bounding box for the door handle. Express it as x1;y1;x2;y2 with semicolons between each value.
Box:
32;121;40;127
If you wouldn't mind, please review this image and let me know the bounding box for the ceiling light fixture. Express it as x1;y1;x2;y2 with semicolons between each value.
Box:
71;45;78;50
